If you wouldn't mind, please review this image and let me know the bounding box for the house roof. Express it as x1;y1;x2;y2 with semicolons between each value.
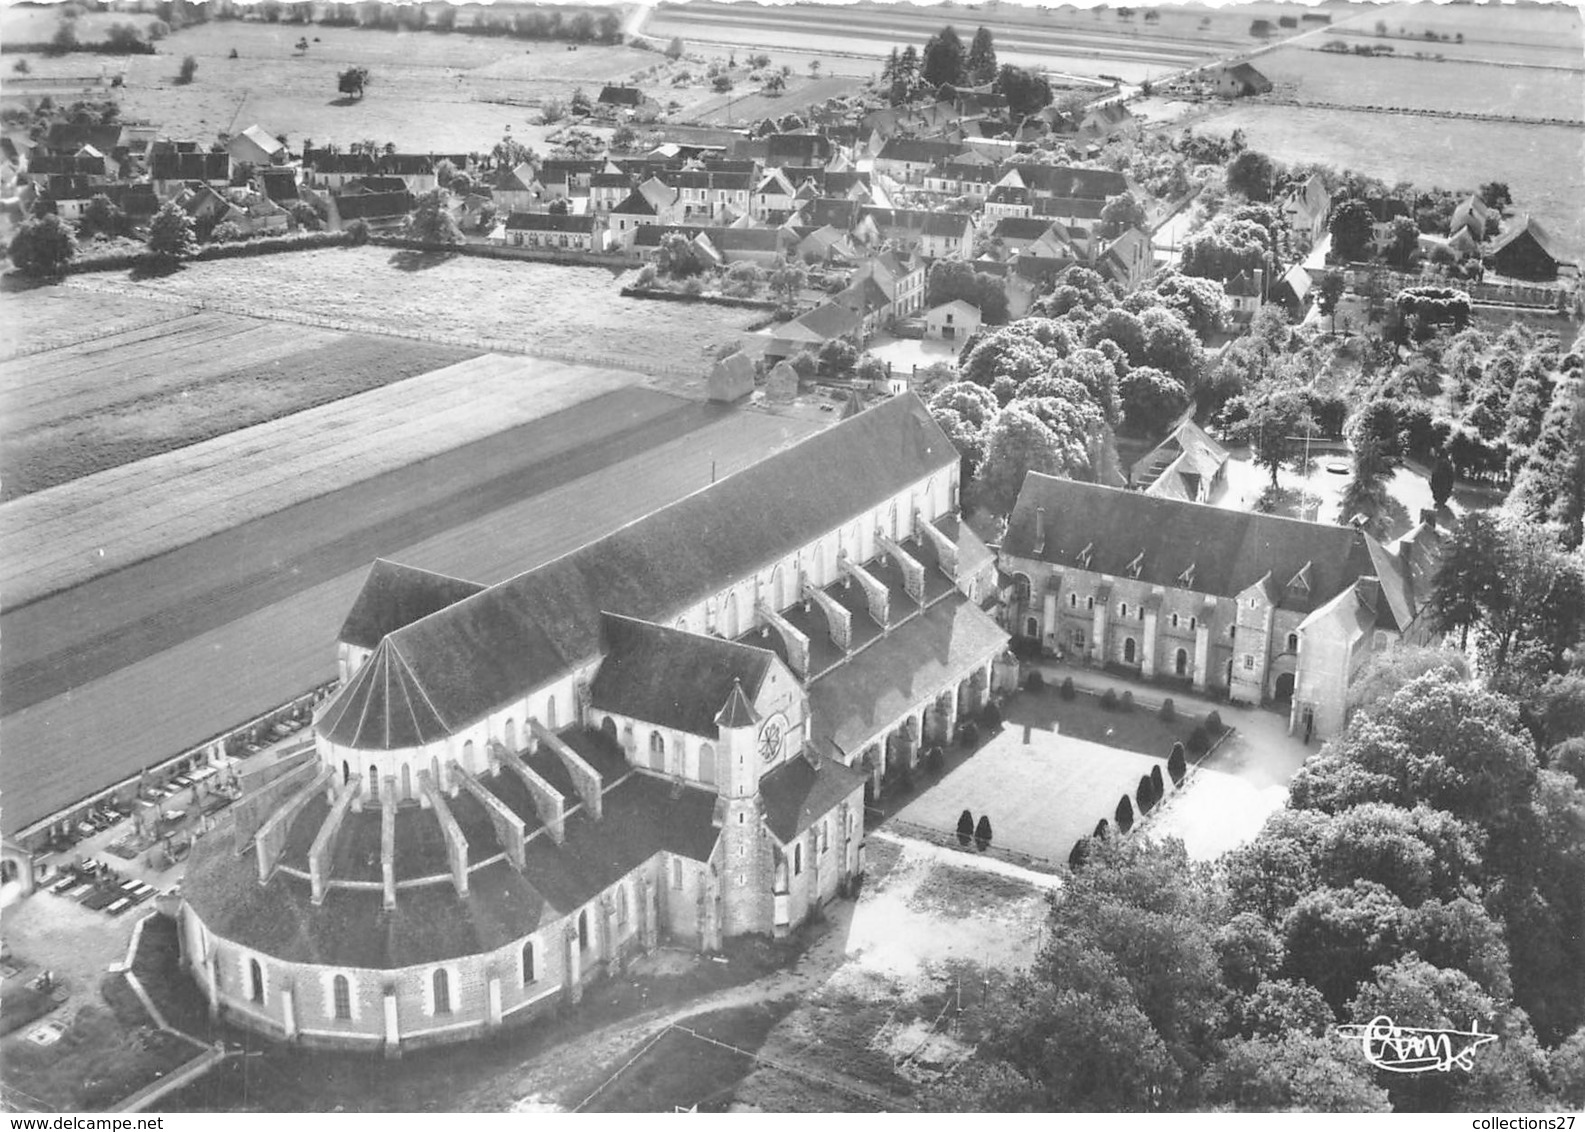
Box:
338;559;487;651
876;137;960;164
334;190;412;220
1003;475;1391;618
1489;214;1567;263
800;197;860;229
599;85;643;106
236;124;285;157
795;301;865;339
316;396;957;749
760;754;865;843
1224;269;1258;298
151;151;230;181
1222;62;1272;87
928;299;981;320
591;615;777;738
504;210;600;233
612;188;656;216
259;170;300;202
1010;163;1129;200
1274;263;1312;302
1033;195;1107;221
994;216;1057;241
316;636;451;749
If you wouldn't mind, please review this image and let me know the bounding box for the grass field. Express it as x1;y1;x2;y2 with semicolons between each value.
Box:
2;21;656;151
1195;108;1584;263
61;247;762;379
645;0;1309;83
1254;46;1584;121
0;313;478;500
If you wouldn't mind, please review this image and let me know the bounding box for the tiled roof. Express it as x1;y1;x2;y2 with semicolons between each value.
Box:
151;151;230;180
599;85;643;106
1004;475;1388;617
334;190;412;220
316;396;956;747
1010;163;1128;201
994;216;1056;241
504;211;600;233
316;637;451;749
591;615;776;738
612;188;656;215
760;755;865;843
876;137;960;164
338;559;487;650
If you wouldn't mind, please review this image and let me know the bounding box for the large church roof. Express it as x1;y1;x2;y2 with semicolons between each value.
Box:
337;559;487;651
316;637;452;750
591;615;775;738
320;394;957;749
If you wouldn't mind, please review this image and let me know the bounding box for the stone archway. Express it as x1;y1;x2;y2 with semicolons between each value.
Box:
1175;648;1188;677
1274;671;1296;702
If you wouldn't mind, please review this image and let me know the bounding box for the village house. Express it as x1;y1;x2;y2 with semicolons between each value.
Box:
859;250;927;317
1213;62;1274;97
1449;194;1491;245
228;124;287;169
1097;227;1155;291
333;190;412;229
874;137;961;184
497;211;610;252
492;163;541;214
1224;269;1265;323
983;184;1033;223
1000;473;1443;741
609;181;680;245
151;150;232;197
176;397;1006;1052
589;172;634;215
1129;417;1231;504
1488;214;1571;281
597;85;646;117
1281;171;1331;245
925;299;981;342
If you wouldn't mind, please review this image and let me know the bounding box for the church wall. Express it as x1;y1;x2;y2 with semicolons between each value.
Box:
660;852;711;945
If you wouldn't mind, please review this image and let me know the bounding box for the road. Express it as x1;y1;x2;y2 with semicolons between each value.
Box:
1;403;822;836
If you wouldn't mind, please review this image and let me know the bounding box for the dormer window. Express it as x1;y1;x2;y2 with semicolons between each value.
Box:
1288;562;1312;595
1178;563;1196;588
1077;542;1094;569
1126;551;1144;579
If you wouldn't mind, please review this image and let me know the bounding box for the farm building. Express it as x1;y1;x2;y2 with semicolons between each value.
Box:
597;85;645;114
497;212;611;252
707;352;755;403
229;125;287;168
333;190;413;229
1488;214;1570;281
176;394;1006;1053
1224;269;1265;322
150;150;232;196
1449;194;1491;244
1212;62;1273;97
925;299;981;342
1129;417;1230;504
1270;264;1313;316
999;473;1443;741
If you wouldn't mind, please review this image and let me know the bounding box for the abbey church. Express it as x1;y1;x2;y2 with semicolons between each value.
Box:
178;394;1009;1053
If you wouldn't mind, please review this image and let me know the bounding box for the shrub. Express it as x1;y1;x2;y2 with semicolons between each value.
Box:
145;201;197;261
343;219;369;245
1119;690;1134;713
1206;710;1225;735
1069;837;1090;868
979;702;1002;729
974;815;992;851
1093;818;1109;840
1025;670;1044;691
1137;774;1155;812
1061;676;1076;700
1151;764;1165;798
924;745;944;774
1159;697;1175;722
1168;741;1187;784
8;213;76;278
1100;688;1118;711
1115;794;1134;832
680;275;705;297
177;54;198;83
956;809;974;847
1188;724;1210;756
209;221;246;243
634;263;658;288
959;720;979;747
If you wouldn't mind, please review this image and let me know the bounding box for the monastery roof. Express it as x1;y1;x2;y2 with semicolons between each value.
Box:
1002;474;1386;617
591;615;777;739
319;395;957;749
760;755;866;844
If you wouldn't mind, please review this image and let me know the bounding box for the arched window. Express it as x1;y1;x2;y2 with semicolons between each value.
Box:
793;842;803;875
1013;575;1032;605
601;716;618;743
1086;596;1095;611
249;958;264;1004
522;942;536;985
616;885;629;927
341;760;350;785
577;910;589;951
698;743;716;785
546;696;557;730
1070;593;1078;608
461;739;474;771
432;968;451;1015
1189;617;1198;632
1170;613;1179;628
1176;648;1188;676
504;718;517;752
1120;602;1129;620
649;731;665;770
1124;637;1137;664
1229;625;1237;640
1287;632;1300;652
368;770;379;800
333;974;351;1020
1025;616;1039;638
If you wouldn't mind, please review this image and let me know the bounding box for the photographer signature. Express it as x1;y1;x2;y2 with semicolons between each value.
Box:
1336;1015;1498;1073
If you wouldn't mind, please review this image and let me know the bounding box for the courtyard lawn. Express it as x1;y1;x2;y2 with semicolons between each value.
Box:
1010;684;1198;757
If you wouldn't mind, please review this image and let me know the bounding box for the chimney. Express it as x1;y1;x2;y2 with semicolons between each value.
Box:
1418;508;1438;530
1356;575;1380;614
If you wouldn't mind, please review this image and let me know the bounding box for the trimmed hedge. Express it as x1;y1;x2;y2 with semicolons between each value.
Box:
1160;697;1176;722
1151;763;1165;798
1188;724;1211;756
956;809;974;847
1137;773;1155;812
974;815;993;851
1168;742;1187;785
1207;710;1225;736
1025;670;1045;691
1100;688;1119;711
1120;690;1134;713
959;721;979;748
1116;794;1134;832
1069;837;1090;868
924;745;944;774
1093;818;1109;840
979;702;1002;729
1061;676;1076;700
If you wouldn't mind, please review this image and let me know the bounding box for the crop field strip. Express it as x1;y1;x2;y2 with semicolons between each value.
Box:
0;407;823;835
0;317;480;499
0;352;644;610
0;288;201;360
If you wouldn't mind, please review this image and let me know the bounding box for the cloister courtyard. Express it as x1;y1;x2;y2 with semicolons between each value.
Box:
889;666;1313;865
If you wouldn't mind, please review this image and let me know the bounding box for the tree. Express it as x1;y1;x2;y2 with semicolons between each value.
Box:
1206;1034;1390;1112
1479;181;1513;213
402;189;464;245
657;231;706;278
1329;198;1375;263
1315;273;1346;333
665;36;684;60
767;256;807;308
1510;375;1585;549
975;403;1091;515
145;201;197;262
106;22;144;52
974;814;992;850
1100;193;1146;239
1226;150;1275;202
570;87;592;115
957;809;974;847
1384;215;1420;268
49;19;79;55
1236;384;1315;490
1168;743;1186;785
177;54;198;84
1430;455;1455;508
80;194;130;239
7;214;76;278
966;25;997;84
1119;366;1189;435
993;63;1051;118
337;66;370;99
921;26;966;88
1115;794;1134;832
